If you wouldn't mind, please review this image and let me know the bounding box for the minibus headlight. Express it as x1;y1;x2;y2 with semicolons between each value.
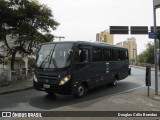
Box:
59;75;71;85
33;74;38;82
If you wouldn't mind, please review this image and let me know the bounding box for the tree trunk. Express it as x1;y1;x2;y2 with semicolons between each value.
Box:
11;51;17;71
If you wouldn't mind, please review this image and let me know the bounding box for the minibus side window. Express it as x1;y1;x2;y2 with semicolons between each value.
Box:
76;48;89;63
121;50;128;61
92;47;102;62
112;49;120;61
103;48;111;61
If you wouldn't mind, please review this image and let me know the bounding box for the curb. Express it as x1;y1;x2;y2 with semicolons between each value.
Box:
130;65;155;71
0;86;33;95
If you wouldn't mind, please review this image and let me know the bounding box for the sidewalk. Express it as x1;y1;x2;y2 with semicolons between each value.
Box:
130;65;156;71
0;77;33;95
54;87;160;111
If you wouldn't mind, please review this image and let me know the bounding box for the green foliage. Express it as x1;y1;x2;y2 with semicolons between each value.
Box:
0;0;59;70
138;41;156;64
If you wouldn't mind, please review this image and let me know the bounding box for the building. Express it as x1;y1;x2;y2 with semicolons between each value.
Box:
116;42;123;47
116;37;137;62
96;31;114;44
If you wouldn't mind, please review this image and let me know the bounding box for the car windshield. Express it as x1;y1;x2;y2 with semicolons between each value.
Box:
36;43;73;69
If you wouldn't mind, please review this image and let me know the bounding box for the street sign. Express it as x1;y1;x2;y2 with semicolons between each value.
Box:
157;32;160;39
110;26;129;34
153;0;160;8
148;32;158;39
130;26;148;34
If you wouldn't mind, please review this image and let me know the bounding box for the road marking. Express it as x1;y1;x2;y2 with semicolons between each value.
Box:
51;85;146;111
108;85;146;96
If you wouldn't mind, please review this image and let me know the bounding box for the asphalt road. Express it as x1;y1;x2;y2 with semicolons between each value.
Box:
0;67;158;111
133;66;160;90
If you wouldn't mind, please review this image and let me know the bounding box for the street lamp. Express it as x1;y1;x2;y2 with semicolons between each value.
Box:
54;36;65;41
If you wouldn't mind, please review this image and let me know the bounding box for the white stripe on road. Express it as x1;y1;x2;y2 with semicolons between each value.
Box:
51;85;146;111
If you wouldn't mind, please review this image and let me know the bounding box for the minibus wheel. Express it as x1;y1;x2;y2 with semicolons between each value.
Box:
74;84;87;98
110;79;118;86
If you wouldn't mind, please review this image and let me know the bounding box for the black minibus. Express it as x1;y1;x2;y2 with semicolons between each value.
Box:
33;41;130;97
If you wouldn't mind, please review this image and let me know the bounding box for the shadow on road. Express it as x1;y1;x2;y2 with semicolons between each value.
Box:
29;81;142;110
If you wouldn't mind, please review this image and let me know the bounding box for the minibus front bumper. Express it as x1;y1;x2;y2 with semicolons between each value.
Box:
33;80;71;95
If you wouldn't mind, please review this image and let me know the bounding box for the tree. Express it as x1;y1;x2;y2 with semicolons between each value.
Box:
0;54;4;64
138;41;155;64
0;0;59;70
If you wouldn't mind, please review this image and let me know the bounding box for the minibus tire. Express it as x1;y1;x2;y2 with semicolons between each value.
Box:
74;84;87;98
110;78;118;87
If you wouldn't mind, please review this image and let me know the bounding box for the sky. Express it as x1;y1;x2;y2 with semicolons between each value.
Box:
38;0;160;54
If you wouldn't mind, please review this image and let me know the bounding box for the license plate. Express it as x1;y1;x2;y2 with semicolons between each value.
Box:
43;84;50;88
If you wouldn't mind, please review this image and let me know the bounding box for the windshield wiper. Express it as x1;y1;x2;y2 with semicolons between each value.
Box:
65;51;72;66
50;57;58;69
39;49;53;68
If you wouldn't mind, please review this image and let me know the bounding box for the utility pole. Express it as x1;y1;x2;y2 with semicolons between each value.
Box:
133;44;137;65
153;0;160;95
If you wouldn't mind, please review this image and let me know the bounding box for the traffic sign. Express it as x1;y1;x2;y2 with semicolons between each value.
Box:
148;32;158;39
130;26;148;34
157;32;160;39
110;26;129;34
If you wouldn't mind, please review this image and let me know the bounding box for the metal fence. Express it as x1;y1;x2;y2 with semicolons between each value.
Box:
0;68;33;87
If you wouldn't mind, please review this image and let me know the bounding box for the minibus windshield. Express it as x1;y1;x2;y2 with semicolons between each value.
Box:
36;43;73;69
